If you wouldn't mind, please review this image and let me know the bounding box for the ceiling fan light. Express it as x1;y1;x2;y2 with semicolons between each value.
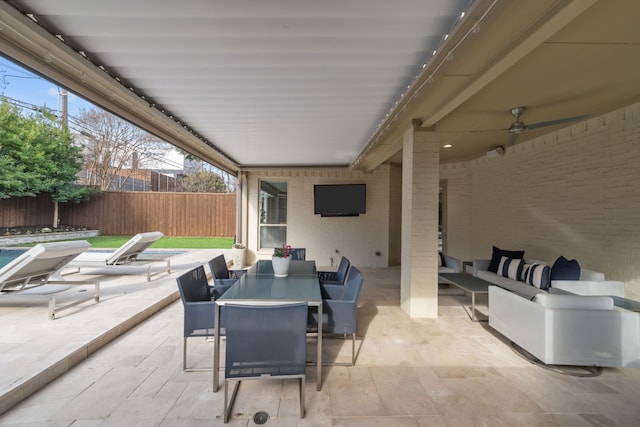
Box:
509;121;526;134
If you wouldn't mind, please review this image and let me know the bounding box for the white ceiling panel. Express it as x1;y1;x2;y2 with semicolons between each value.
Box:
4;0;470;167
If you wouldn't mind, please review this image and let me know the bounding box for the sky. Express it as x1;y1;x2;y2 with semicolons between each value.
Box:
0;55;89;117
0;55;228;174
0;55;187;171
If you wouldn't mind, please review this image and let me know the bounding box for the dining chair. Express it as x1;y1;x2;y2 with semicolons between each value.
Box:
208;254;246;285
176;265;227;371
309;266;364;366
223;302;308;423
317;256;350;286
290;248;306;260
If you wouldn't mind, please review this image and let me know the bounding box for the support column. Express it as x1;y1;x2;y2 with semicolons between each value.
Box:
237;171;248;245
401;121;440;318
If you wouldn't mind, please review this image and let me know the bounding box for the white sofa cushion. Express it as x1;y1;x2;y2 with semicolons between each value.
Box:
534;293;614;310
551;280;626;297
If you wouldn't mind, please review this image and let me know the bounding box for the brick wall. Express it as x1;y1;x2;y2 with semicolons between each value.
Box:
442;102;640;300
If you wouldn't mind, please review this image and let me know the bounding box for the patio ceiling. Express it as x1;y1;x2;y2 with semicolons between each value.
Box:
1;0;639;174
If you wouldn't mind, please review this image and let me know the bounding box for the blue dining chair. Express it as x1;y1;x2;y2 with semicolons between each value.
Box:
208;254;246;287
309;266;364;366
223;302;308;423
317;256;350;286
176;265;228;371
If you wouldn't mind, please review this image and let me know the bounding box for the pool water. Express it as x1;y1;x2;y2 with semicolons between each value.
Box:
0;249;27;269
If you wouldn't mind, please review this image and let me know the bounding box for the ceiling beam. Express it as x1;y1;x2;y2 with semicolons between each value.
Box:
421;0;598;128
352;0;599;172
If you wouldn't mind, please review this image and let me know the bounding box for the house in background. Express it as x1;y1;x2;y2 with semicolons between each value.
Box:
1;0;639;316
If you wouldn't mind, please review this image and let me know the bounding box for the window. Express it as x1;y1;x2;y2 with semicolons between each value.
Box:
259;180;287;249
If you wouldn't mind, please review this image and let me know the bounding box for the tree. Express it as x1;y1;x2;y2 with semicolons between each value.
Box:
182;171;228;193
0;99;93;225
72;107;168;191
182;151;236;192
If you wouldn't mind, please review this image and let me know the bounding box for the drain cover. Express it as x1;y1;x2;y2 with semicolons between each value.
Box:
253;411;269;424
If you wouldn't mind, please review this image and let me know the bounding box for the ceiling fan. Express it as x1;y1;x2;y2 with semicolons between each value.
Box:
499;106;589;145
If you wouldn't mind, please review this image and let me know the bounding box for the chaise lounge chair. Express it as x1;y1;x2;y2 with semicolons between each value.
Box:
69;231;170;281
0;240;100;319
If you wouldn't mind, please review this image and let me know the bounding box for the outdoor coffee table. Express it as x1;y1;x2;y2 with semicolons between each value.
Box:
438;273;491;321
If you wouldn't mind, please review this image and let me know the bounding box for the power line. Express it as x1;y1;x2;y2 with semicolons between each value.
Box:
1;93;230;179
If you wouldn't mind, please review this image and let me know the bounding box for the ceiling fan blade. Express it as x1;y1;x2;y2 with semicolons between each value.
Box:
468;128;510;133
526;114;590;130
507;133;519;146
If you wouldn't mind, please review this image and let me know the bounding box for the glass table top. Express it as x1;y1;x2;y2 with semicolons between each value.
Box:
218;259;321;303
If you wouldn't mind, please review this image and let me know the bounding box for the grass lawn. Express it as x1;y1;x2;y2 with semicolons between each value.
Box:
85;235;234;249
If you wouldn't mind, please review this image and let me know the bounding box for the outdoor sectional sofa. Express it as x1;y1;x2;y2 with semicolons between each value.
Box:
473;247;640;368
438;253;462;274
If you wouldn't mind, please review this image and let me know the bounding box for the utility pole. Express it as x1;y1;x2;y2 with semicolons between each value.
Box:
53;89;69;228
60;89;68;128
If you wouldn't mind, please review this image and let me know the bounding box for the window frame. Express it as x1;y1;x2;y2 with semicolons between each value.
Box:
258;180;288;250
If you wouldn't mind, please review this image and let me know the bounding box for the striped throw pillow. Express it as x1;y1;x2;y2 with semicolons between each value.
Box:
498;256;524;281
524;263;551;289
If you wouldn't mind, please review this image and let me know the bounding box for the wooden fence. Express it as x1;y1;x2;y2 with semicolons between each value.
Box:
0;192;236;237
0;195;55;229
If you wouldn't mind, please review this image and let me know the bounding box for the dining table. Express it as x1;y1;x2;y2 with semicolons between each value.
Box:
212;259;323;392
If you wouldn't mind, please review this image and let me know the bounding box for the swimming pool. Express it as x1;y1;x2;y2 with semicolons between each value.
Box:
0;249;27;268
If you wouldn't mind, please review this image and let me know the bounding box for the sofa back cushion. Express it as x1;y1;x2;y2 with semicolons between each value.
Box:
534;293;614;310
579;269;606;281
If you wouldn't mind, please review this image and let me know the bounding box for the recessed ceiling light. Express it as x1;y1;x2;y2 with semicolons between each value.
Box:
443;144;453;148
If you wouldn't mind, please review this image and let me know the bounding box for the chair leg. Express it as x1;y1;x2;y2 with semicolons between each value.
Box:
299;377;305;418
183;337;188;371
351;333;356;366
183;336;216;372
223;379;241;423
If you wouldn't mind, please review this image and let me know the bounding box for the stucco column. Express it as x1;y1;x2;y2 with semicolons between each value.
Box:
401;122;440;318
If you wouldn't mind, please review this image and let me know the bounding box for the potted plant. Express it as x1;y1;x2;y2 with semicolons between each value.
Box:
272;244;292;277
231;242;246;268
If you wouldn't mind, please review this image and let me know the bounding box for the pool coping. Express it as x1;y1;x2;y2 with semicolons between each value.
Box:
0;230;99;246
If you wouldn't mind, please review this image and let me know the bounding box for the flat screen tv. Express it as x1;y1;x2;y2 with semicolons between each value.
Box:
314;184;366;217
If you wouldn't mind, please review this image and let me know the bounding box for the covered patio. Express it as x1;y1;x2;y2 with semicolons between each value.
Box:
2;0;639;316
1;259;639;425
1;0;640;423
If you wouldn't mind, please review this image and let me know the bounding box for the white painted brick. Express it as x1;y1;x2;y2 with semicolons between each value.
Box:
442;101;640;300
